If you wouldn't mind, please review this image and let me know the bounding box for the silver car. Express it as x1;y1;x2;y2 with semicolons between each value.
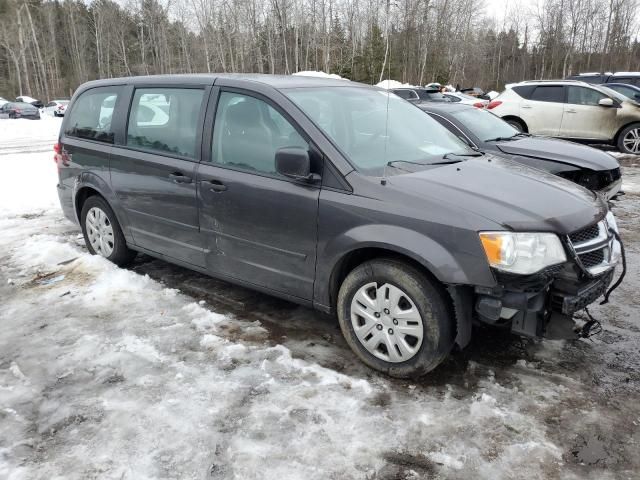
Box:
489;80;640;154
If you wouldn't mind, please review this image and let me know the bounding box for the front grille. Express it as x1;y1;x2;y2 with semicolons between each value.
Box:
578;249;604;269
569;224;600;244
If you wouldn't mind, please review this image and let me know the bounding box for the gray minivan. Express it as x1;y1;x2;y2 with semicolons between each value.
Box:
56;74;623;377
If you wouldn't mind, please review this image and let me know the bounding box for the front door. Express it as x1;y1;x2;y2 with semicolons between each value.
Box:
110;86;208;266
559;86;617;140
197;90;321;300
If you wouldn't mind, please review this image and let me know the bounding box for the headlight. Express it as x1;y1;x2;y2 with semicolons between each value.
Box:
479;232;567;275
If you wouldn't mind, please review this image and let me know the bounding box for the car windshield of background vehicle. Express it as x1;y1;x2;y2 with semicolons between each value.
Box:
451;108;518;142
284;86;474;175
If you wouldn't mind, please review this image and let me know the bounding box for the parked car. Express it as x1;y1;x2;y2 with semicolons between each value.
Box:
601;83;640;102
566;72;640;87
0;101;41;119
391;87;452;103
16;95;44;109
419;103;622;199
43;99;70;117
0;96;8;107
442;91;488;107
56;74;623;377
489;80;640;154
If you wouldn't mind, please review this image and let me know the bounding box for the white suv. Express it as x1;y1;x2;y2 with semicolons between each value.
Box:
489;80;640;154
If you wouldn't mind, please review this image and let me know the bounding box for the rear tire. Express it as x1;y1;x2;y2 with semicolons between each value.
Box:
80;196;135;267
337;259;454;378
506;118;526;132
617;123;640;155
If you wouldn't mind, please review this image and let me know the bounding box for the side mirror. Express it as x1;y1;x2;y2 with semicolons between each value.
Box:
275;147;320;183
598;98;615;107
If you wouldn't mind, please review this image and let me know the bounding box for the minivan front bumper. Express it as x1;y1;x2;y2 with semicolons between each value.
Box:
474;267;615;339
473;215;623;340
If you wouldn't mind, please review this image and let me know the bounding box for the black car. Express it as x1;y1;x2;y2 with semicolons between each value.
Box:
56;74;623;377
391;87;451;103
0;101;41;119
566;72;640;87
418;103;622;199
602;83;640;102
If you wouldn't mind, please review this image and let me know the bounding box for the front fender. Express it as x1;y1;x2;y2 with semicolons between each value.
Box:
314;223;496;310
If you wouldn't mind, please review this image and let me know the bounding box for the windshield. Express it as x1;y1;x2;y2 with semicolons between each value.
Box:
450;108;518;142
284;86;474;174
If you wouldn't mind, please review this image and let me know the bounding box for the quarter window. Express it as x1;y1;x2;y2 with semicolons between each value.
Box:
567;86;606;106
127;88;204;158
530;86;564;103
64;86;121;143
211;92;308;176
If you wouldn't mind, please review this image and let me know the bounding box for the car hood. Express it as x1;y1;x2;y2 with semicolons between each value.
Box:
494;136;619;171
388;154;607;235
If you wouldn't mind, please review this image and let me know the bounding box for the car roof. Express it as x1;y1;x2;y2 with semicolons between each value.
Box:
77;73;365;90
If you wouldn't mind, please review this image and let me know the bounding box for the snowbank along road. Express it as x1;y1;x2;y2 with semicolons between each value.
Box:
0;116;639;479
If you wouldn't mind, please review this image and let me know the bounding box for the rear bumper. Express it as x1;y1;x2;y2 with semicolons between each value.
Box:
57;183;77;224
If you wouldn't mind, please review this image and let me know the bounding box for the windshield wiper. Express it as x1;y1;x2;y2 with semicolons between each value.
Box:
442;152;483;160
485;132;531;142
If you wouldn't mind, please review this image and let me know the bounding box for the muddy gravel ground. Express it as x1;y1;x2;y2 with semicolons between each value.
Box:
0;124;639;479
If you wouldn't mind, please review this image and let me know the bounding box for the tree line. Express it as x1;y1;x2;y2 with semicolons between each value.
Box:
1;0;639;101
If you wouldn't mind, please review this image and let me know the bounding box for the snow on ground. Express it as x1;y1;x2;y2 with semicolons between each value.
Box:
1;117;640;479
293;71;347;80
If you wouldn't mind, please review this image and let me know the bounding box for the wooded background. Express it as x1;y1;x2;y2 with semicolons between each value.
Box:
1;0;639;100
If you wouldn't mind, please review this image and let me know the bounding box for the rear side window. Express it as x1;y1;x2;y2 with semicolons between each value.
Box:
127;88;204;158
567;86;606;106
65;86;121;144
511;85;536;99
530;86;564;103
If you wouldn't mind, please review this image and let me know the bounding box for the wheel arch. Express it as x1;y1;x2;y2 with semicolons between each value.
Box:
502;115;528;132
72;173;133;243
613;121;640;146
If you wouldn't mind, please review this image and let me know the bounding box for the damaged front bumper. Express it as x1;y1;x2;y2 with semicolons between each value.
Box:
473;215;624;340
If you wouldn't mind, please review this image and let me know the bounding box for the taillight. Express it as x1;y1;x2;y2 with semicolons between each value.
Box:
54;143;62;164
473;102;485;108
487;100;502;110
54;143;70;166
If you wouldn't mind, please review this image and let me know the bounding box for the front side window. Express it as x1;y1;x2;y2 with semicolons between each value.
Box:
64;86;121;143
530;86;565;103
393;90;418;100
284;86;474;175
211;92;307;176
127;88;204;158
567;86;606;106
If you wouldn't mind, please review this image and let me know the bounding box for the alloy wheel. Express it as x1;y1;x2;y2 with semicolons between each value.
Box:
85;207;115;257
350;282;424;363
623;127;640;154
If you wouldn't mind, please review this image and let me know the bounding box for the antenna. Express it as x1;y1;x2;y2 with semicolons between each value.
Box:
382;0;391;185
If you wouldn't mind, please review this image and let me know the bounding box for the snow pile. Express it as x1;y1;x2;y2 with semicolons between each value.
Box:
293;71;347;80
376;79;415;89
487;91;500;99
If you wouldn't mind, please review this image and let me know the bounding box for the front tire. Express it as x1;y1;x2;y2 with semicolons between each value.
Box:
617;123;640;154
80;196;135;266
337;259;454;378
